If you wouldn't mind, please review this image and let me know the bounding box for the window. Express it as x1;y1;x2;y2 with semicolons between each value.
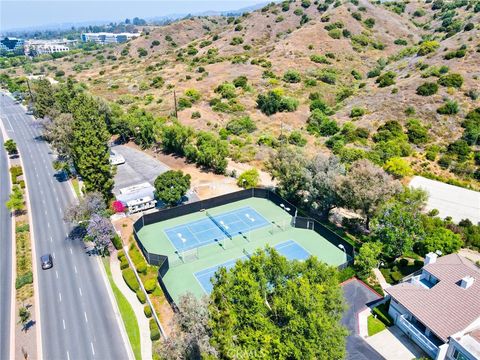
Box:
452;348;469;360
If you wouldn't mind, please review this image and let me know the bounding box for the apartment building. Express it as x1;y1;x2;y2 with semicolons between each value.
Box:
80;32;140;44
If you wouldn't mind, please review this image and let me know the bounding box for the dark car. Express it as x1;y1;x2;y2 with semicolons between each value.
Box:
40;254;53;270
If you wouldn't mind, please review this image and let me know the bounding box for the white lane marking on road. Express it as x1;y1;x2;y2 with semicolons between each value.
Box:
50;236;53;243
66;351;70;360
55;270;58;279
70;247;73;255
90;342;95;356
79;287;83;297
63;319;66;330
47;222;50;228
52;252;55;259
42;199;46;205
59;292;62;302
56;196;59;203
84;311;88;323
74;266;77;274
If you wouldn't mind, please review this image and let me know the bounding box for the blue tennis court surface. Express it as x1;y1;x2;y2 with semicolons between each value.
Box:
164;206;270;252
194;240;311;294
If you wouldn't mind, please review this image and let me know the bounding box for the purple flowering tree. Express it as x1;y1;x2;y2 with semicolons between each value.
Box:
86;213;114;256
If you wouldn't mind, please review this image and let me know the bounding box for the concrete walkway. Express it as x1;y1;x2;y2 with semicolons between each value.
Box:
110;253;152;360
373;268;391;291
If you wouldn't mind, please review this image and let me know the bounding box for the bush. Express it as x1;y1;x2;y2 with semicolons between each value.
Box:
350;107;365;118
136;261;148;275
383;157;413;178
437;100;459;115
144;305;152;318
136;289;146;304
150;319;160;341
406;119;429;145
376;71;396;87
417;41;440;56
226;116;256;135
237;169;260;189
144;278;157;293
111;235;122;250
416;82;438;96
283;69;301;83
372;303;394;327
310;54;330;64
120;258;129;270
15;272;33;289
438;73;463;88
230;37;244;46
117;249;125;260
122;268;139;292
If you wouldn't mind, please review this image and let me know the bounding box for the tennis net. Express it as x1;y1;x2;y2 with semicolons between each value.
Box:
206;211;232;240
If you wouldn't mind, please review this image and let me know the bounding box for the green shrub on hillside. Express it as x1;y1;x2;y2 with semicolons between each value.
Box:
417;41;440;56
122;268;140;292
136;289;146;304
438;73;463;88
437;99;459;115
144;279;157;293
376;71;397;87
416;82;438;96
283;69;302;83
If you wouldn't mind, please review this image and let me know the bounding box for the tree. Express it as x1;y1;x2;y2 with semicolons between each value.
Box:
64;192;106;223
160;123;194;156
209;248;348;359
372;188;427;258
383;157;413;178
185;132;229;174
32;78;56;118
156;293;216;359
70;93;113;199
305;153;345;220
4;139;17;155
42;113;74;159
18;306;31;332
339;159;401;230
6;185;24;213
421;228;463;256
237;169;260;189
86;213;114;256
265;147;308;203
154;170;191;207
355;242;383;278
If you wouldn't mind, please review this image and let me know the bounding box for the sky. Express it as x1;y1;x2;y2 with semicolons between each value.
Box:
0;0;266;31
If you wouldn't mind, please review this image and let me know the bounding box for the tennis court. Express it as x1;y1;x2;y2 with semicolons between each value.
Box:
136;197;349;303
164;206;270;252
194;239;311;294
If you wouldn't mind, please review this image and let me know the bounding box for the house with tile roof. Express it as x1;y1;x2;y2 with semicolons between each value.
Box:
385;252;480;360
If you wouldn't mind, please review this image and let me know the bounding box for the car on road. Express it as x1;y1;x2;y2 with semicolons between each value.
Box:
40;254;53;270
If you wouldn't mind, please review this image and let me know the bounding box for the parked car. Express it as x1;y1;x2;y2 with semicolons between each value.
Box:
40;254;53;270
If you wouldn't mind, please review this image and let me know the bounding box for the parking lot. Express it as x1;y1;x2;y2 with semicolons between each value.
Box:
111;144;169;195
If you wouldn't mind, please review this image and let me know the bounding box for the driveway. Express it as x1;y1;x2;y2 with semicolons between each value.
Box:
112;144;169;195
365;325;427;360
342;278;385;360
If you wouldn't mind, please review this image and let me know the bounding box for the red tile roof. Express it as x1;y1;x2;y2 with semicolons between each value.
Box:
386;254;480;342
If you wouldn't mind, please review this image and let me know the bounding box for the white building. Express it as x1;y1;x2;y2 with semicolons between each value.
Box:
81;32;140;44
386;253;480;360
117;182;157;213
25;39;74;56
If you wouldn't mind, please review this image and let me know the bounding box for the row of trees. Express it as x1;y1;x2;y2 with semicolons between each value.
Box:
36;78;113;199
267;148;468;269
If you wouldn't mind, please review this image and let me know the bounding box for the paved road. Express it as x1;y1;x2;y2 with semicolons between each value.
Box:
0;120;13;360
0;94;128;360
342;279;385;360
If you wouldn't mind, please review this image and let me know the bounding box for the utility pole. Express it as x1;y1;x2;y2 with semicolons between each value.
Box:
173;90;178;119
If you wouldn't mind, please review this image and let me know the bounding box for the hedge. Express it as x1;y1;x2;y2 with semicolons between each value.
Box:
136;289;146;304
122;268;140;292
136;261;147;275
15;271;33;289
144;279;157;293
112;235;123;250
120;258;129;270
144;305;152;318
372;303;394;327
117;249;125;260
150;319;160;341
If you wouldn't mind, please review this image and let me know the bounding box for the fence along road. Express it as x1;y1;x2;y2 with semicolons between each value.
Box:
0;93;129;360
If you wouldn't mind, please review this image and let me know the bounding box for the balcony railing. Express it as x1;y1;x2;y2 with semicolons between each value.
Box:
397;315;439;359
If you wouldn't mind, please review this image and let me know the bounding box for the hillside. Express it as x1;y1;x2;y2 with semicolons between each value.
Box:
3;0;480;188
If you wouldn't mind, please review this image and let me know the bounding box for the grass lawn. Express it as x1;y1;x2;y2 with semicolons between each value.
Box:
103;258;142;360
71;178;81;198
368;315;386;336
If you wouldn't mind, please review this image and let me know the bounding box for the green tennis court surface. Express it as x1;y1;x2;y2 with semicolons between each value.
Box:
136;197;348;303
